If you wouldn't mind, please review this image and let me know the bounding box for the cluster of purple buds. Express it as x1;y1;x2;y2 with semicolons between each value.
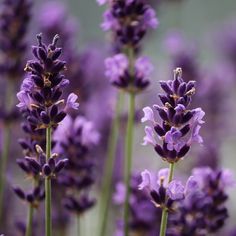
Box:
54;115;100;215
113;174;161;235
142;68;205;163
16;33;79;129
139;168;195;211
24;145;68;178
13;185;44;207
0;0;31;79
98;0;158;52
168;167;235;236
105;53;153;92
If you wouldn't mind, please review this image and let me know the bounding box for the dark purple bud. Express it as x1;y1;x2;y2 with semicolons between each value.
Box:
186;80;195;90
26;193;34;203
155;106;168;121
51;61;66;73
33;92;44;103
168;107;175;121
48;157;55;171
32;75;44;87
51;48;62;60
178;145;190;158
178;83;187;97
168;149;177;160
173;113;182;125
39;191;45;201
25;157;41;173
154;124;165;136
43;164;51;176
13;187;25;200
182;111;194;123
159;185;166;203
180;124;190;136
158;94;169;105
38;47;47;61
173;78;180;93
154;144;165;158
18;139;29;150
40;111;50;124
53;111;66;123
17;159;30;173
52;89;62;102
150;190;161;205
54;159;68;173
160;81;173;94
50;105;58;118
39;153;46;166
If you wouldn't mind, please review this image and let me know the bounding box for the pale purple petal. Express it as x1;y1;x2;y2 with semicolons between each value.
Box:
135;57;153;79
158;168;169;186
167;180;185;200
16;91;32;109
142;126;156;146
65;93;79;111
143;8;159;29
139;169;158;191
141;106;155;123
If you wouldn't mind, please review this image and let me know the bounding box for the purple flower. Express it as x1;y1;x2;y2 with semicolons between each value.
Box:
65;93;79;111
54;115;99;215
169;167;235;235
16;91;32;110
141;107;155;123
17;34;78;129
139;169;191;208
135;57;154;81
105;54;129;83
141;68;205;162
165;127;185;152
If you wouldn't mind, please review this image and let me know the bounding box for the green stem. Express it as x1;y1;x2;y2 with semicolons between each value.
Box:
25;204;34;236
159;163;175;236
45;127;52;236
77;215;80;236
0;81;15;222
99;91;123;236
123;92;135;236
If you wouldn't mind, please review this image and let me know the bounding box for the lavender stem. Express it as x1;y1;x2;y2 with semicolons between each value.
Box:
0;81;14;221
99;91;124;236
25;204;34;236
123;92;135;236
159;163;175;236
45;127;52;236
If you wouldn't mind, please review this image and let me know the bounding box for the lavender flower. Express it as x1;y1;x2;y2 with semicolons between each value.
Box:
0;0;31;80
98;0;158;91
16;33;79;130
105;54;153;91
113;174;162;235
54;115;99;215
139;168;194;210
141;68;205;163
168;167;235;236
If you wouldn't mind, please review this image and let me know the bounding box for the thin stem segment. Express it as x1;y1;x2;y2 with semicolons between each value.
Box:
99;91;123;236
45;127;52;236
123;92;135;236
25;204;34;236
0;81;15;222
159;163;175;236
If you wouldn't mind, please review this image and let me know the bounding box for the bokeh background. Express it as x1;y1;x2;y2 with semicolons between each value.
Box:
1;0;236;235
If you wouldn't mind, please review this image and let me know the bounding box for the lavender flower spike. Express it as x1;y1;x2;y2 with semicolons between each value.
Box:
141;67;205;163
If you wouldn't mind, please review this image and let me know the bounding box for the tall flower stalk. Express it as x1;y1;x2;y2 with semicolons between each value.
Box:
16;33;79;236
140;68;205;235
98;1;158;234
0;0;31;222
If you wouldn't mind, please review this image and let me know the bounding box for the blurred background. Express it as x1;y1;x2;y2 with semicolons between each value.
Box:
1;0;236;235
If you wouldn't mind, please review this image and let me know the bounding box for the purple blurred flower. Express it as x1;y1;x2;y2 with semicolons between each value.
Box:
168;167;235;235
113;174;161;235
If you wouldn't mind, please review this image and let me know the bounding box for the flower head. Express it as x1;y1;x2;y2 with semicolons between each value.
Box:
141;68;204;163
